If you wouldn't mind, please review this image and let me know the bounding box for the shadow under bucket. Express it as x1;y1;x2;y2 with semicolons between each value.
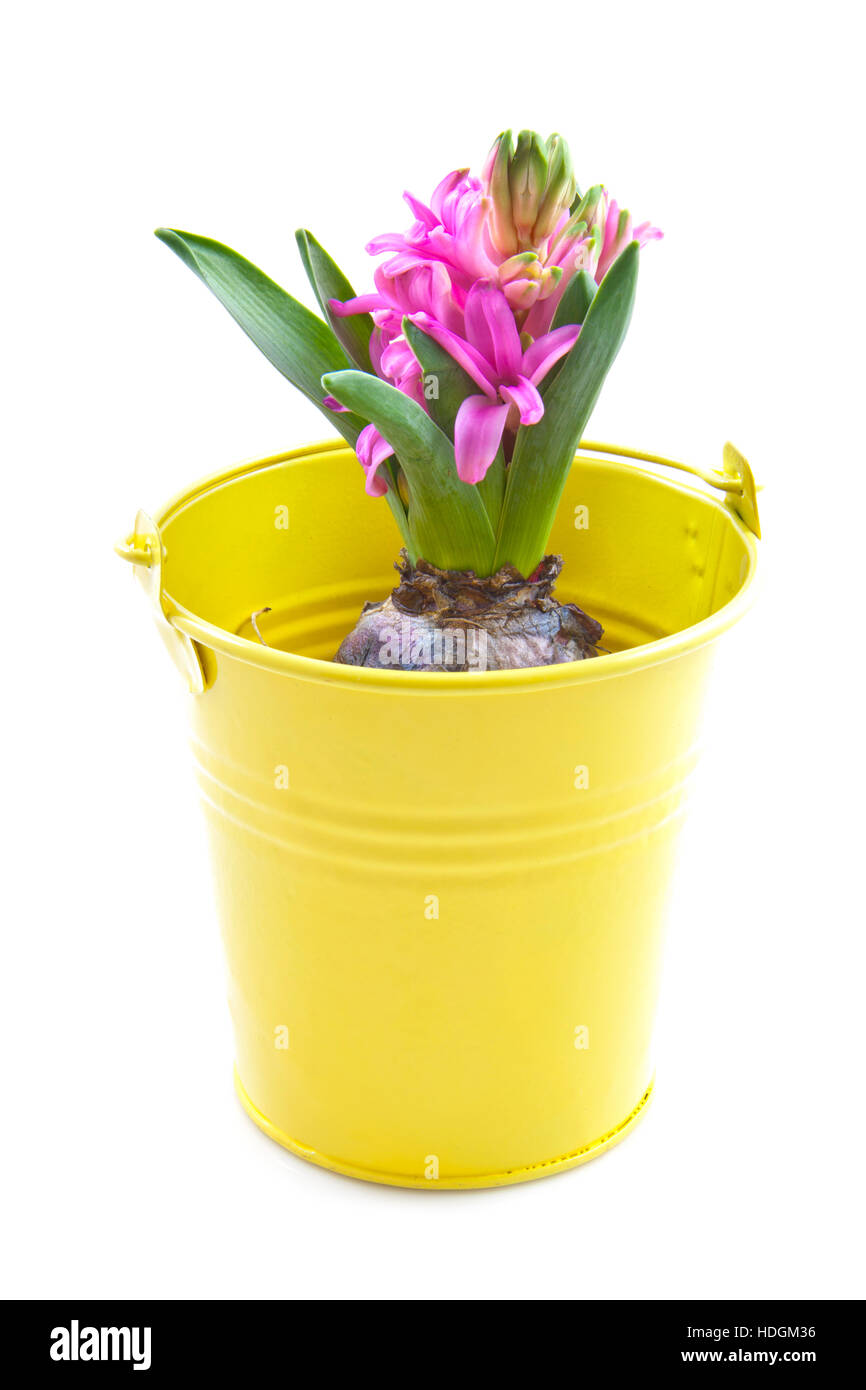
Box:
119;440;759;1188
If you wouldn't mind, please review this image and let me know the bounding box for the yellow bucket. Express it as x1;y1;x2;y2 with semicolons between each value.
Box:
118;439;759;1188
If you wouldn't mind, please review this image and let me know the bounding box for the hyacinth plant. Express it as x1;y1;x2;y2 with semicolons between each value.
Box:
157;131;661;670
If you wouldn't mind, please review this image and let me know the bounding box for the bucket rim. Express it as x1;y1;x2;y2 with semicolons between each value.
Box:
155;439;759;692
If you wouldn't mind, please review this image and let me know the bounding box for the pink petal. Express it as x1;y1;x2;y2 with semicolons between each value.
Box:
323;394;349;413
550;233;595;276
604;199;623;247
634;221;664;246
374;259;463;332
380;338;416;379
356;424;394;497
522;324;580;385
451;197;499;277
402;191;439;230
465;280;522;380
503;278;541;311
430;168;471;222
499;375;544;425
521;296;557;340
597;203;632;281
368;326;385;376
365;233;415;255
329;294;382;317
423;227;479;287
439;179;482;234
454;395;510;484
372;309;401;331
425;263;466;335
379;250;427;276
408;312;497;398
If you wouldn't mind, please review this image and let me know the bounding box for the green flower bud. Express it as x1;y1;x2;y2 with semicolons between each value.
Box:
570;184;606;236
538;264;563;300
532;134;578;243
499;252;543;286
485;130;519;257
509;130;549;249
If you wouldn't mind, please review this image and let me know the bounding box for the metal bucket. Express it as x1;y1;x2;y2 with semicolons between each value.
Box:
118;439;759;1188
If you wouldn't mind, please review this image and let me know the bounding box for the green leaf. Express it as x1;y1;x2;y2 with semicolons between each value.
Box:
477;447;507;527
403;319;506;533
155;228;367;445
379;460;415;558
494;241;640;574
551;268;597;331
403;319;476;438
540;269;599;397
322;369;496;574
295;229;374;372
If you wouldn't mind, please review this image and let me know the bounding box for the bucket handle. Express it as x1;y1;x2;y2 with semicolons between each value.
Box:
579;440;761;539
116;510;209;694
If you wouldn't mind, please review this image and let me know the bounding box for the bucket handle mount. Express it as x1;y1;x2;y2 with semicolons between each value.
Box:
116;510;208;694
579;440;761;539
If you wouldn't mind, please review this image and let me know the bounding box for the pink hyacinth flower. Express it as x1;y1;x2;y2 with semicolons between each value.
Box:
325;157;659;497
368;169;501;290
596;199;663;283
410;279;578;484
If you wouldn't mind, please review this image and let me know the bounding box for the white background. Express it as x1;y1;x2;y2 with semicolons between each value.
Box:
3;0;864;1300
